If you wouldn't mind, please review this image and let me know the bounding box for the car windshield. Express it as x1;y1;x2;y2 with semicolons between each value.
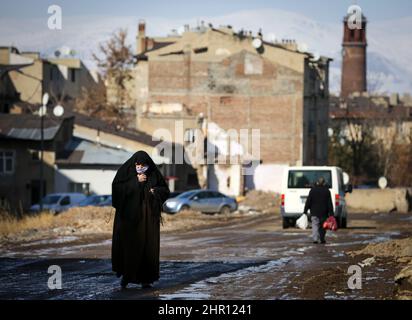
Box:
176;191;198;199
80;196;97;205
288;170;332;189
42;195;61;205
80;196;107;205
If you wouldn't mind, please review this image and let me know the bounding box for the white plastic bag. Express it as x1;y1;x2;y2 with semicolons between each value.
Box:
296;214;309;230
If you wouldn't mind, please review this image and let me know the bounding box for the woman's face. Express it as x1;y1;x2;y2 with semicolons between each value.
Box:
135;163;145;170
135;163;149;174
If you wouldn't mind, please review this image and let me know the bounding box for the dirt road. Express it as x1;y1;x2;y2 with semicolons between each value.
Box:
0;211;411;300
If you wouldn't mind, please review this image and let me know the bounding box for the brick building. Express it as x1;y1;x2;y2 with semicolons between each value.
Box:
132;22;332;194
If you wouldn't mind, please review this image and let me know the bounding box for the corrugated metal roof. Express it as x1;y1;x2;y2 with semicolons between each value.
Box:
62;138;134;165
0;114;71;141
7;126;60;140
57;137;170;166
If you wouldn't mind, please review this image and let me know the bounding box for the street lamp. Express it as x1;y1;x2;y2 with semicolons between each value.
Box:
38;93;64;212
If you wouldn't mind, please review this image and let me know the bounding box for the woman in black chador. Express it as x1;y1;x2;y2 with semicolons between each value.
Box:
111;151;170;289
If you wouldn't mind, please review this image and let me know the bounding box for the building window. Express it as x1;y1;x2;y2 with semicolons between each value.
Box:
69;182;90;194
29;149;40;161
70;69;76;82
308;121;315;135
0;150;15;175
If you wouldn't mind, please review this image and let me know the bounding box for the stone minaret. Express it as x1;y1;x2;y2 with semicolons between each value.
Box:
341;14;367;98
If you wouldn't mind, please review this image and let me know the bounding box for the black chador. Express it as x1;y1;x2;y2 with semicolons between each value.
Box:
111;151;170;287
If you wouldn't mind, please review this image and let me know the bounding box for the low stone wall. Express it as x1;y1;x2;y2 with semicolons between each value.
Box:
346;188;412;213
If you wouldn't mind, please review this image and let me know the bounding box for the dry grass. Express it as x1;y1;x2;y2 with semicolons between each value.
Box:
0;211;55;237
0;190;279;243
0;207;115;242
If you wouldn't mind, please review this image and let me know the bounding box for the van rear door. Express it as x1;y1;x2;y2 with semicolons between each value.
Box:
285;170;333;214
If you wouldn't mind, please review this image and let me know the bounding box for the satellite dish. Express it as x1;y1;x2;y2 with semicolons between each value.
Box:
177;26;185;35
343;172;350;185
42;93;49;106
54;50;61;57
252;38;263;49
311;52;320;61
53;105;64;117
297;42;308;53
378;177;388;189
38;105;47;117
61;46;71;56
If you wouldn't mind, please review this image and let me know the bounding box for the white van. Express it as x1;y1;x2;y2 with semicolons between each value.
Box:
29;193;88;214
280;166;352;229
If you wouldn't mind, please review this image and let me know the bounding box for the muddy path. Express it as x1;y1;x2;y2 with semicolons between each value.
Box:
0;212;411;300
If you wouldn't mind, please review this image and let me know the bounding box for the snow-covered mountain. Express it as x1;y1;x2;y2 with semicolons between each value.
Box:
1;9;411;94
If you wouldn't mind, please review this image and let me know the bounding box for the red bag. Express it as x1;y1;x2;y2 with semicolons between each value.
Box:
323;216;338;231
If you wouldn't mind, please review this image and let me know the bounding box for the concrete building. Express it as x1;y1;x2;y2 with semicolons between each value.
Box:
0;111;179;214
62;110;196;193
330;94;412;146
133;22;332;194
0;114;74;213
0;47;34;113
1;46;103;110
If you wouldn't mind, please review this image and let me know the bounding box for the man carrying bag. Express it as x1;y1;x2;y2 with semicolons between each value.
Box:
303;177;334;244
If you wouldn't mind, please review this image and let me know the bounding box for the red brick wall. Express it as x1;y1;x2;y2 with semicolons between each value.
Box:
146;51;305;164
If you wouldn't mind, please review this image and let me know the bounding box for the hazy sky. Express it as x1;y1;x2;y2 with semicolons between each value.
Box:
1;0;412;22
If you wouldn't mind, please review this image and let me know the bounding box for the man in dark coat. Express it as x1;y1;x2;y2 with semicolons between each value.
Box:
303;177;334;244
111;151;170;288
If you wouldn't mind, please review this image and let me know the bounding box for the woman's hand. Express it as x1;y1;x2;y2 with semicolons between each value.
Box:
137;173;147;182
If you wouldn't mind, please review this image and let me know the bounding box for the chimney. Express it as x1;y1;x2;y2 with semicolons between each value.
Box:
137;19;147;55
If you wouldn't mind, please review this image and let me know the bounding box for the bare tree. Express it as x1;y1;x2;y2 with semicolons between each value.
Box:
329;113;412;186
74;29;134;127
92;29;134;110
75;86;118;120
384;131;412;186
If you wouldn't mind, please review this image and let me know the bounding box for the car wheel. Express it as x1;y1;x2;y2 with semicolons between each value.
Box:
219;206;231;215
282;218;290;229
180;205;190;212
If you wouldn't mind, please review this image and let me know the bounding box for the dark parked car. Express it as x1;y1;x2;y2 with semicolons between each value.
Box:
78;195;111;207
